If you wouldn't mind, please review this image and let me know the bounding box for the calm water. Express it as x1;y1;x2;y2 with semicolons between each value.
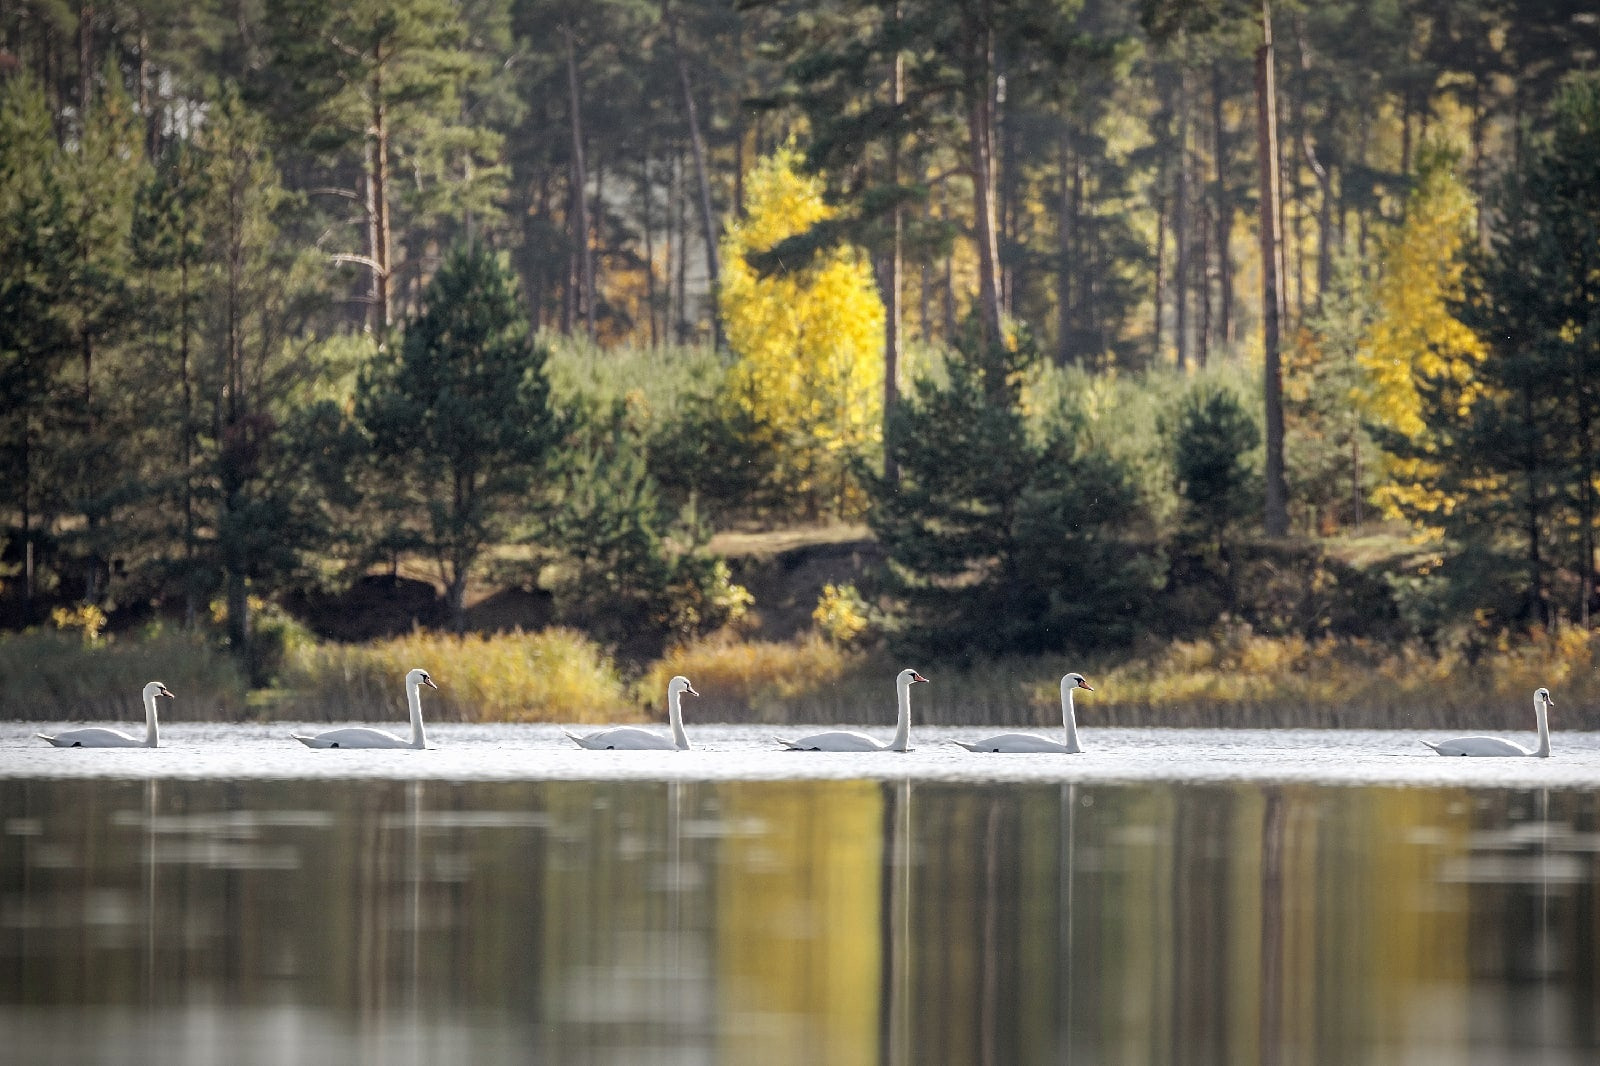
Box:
3;727;1599;1065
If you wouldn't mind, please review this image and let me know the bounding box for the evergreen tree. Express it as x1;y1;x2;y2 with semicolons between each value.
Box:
0;75;78;605
359;242;558;630
1400;74;1600;629
255;0;505;333
1169;379;1260;609
1173;381;1260;544
867;326;1154;659
197;90;331;672
549;399;750;649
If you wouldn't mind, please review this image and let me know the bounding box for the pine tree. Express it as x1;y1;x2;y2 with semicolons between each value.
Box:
255;0;504;333
1399;74;1600;629
0;75;78;605
359;242;558;630
867;326;1153;659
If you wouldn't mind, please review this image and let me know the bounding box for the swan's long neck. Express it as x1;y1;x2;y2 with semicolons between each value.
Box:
407;679;427;749
669;687;690;750
1060;679;1082;754
1534;695;1550;758
890;678;912;752
144;690;160;748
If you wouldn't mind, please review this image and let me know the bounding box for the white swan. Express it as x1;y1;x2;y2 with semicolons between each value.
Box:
1424;687;1554;757
566;675;699;750
292;668;438;749
955;672;1094;753
36;681;174;748
776;668;928;752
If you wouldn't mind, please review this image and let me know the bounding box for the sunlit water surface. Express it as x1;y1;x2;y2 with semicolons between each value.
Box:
3;723;1599;1064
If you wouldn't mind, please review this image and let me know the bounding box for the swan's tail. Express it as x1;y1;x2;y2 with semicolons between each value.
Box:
950;739;984;752
34;733;54;744
562;730;587;748
1420;739;1442;753
289;733;319;748
773;736;798;749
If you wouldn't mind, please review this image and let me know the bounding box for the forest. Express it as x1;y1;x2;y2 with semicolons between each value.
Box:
3;0;1600;725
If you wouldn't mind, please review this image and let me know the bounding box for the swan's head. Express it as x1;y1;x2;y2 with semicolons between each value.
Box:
1062;673;1094;693
669;675;699;698
407;668;438;690
898;668;929;686
1535;687;1553;709
144;681;174;700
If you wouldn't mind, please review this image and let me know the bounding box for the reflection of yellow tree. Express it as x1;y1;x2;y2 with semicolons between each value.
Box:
716;780;884;1065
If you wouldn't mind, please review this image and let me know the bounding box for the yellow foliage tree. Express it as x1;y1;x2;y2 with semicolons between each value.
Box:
719;147;885;518
1358;144;1486;520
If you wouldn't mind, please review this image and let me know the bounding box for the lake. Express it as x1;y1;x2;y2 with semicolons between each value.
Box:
2;723;1598;1064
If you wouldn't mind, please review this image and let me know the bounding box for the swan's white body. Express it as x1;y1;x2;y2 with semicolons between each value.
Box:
1425;687;1553;758
567;676;699;750
292;668;437;749
776;669;928;752
955;673;1093;753
37;682;173;748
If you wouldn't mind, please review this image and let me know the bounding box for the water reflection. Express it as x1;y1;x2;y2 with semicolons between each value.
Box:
1;777;1596;1064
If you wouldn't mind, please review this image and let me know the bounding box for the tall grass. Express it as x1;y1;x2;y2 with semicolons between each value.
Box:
7;622;1598;730
272;628;631;723
0;628;249;721
640;634;862;723
1089;623;1600;729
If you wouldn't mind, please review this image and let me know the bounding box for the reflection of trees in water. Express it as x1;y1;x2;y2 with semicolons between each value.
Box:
6;779;1600;1062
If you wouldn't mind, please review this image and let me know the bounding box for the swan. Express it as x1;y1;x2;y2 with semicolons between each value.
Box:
954;672;1094;753
566;675;699;750
1424;687;1554;757
36;681;174;747
291;668;438;749
776;668;928;752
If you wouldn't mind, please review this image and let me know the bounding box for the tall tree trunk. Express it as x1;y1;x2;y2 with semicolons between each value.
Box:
563;27;595;338
674;148;689;342
180;240;197;626
641;160;660;348
964;9;1003;347
369;51;392;334
883;14;904;484
1173;77;1190;370
1256;0;1289;536
1153;181;1166;364
664;0;721;347
223;146;251;670
1198;194;1212;369
1212;61;1233;347
1057;125;1075;365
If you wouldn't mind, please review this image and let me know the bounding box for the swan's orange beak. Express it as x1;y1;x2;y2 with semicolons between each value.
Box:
158;685;175;699
911;672;929;684
1076;679;1094;691
685;683;700;697
422;675;438;689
